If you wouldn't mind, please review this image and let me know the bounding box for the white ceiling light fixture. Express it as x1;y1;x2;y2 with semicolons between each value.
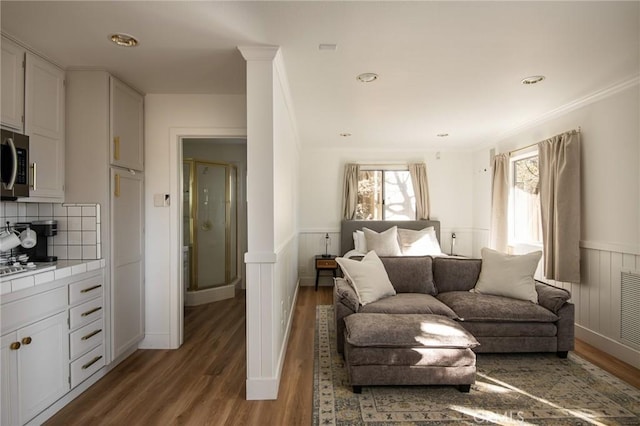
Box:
521;75;545;85
340;132;352;137
110;33;139;47
357;73;378;83
319;43;337;51
437;133;449;137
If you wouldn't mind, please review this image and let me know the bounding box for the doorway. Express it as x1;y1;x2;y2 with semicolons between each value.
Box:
181;138;247;306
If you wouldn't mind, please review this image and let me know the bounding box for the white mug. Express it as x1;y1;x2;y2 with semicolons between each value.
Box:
0;230;21;251
20;227;37;249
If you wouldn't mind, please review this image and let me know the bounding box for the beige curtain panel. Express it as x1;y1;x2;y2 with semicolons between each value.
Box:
489;153;509;252
342;163;360;220
408;163;430;220
538;130;581;283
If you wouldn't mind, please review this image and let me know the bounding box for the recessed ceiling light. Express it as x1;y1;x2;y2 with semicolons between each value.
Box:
319;44;337;51
340;133;352;137
521;75;545;85
357;73;378;83
437;133;449;137
110;33;139;47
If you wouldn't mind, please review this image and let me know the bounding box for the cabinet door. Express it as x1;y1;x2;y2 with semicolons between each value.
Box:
17;312;69;424
110;77;144;171
1;37;25;131
1;332;19;426
24;52;65;201
111;169;145;358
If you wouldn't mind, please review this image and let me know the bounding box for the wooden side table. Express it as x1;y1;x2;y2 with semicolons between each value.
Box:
315;255;338;291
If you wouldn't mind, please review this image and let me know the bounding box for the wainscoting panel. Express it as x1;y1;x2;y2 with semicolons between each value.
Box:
298;231;340;287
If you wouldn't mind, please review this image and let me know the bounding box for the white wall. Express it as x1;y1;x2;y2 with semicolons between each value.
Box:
473;81;640;367
142;94;246;348
298;148;476;285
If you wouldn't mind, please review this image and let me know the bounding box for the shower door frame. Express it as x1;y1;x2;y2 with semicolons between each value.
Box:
184;158;239;291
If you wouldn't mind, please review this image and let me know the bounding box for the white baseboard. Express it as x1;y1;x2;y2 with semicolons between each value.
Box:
139;332;173;349
184;283;235;306
575;324;640;369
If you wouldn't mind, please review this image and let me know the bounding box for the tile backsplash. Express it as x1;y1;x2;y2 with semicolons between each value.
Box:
0;202;101;260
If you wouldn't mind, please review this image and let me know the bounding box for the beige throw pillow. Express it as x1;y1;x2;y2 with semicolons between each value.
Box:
472;247;542;303
363;226;401;256
336;251;397;305
397;227;442;256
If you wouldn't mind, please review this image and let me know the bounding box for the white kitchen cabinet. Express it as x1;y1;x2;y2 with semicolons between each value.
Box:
1;36;25;131
1;312;69;426
24;52;65;201
111;168;145;358
66;70;145;363
110;76;144;171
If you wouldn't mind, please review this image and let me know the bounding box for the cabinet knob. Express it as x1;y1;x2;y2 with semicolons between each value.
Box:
10;342;21;350
21;337;32;345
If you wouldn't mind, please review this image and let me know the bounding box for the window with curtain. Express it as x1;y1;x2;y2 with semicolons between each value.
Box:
509;151;542;246
355;169;416;220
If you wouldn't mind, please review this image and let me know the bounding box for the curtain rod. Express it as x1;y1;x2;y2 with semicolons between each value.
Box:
508;127;581;157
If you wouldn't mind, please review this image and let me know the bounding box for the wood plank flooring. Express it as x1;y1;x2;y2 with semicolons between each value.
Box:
46;286;638;425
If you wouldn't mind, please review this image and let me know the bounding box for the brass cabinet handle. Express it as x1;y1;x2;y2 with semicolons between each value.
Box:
81;329;102;341
80;284;102;294
81;307;102;317
114;136;120;161
10;342;21;350
21;337;32;345
114;174;120;197
81;355;103;370
30;163;37;191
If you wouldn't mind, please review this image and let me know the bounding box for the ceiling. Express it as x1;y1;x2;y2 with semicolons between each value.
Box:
1;1;638;150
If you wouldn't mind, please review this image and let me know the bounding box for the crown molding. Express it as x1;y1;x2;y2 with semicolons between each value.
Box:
237;45;280;61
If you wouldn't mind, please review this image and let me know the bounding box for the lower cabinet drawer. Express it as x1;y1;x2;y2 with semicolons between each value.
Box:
70;344;105;388
69;297;103;330
69;319;104;360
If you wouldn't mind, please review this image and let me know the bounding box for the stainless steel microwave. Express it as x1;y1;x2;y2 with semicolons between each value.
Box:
1;129;29;201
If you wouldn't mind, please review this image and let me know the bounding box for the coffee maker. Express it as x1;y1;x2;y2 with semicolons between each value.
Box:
23;220;58;262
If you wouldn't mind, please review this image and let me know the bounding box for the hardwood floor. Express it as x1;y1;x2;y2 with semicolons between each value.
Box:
47;286;638;425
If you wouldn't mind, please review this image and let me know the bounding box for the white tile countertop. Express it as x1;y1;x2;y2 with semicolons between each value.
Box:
0;259;105;295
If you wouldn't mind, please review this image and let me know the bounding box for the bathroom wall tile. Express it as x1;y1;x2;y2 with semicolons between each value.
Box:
82;206;96;217
82;217;97;231
68;245;82;259
82;245;97;260
67;217;82;231
17;203;26;217
67;231;82;245
82;231;96;245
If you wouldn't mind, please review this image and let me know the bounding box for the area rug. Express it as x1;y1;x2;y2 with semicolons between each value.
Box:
314;305;640;425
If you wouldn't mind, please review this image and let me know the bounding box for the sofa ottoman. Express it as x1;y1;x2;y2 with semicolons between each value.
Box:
344;313;479;393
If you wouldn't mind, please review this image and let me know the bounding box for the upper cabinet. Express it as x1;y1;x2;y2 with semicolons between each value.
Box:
1;37;25;132
24;52;65;201
110;76;143;171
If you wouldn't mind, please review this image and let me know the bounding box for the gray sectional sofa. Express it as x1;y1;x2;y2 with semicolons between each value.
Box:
334;255;575;357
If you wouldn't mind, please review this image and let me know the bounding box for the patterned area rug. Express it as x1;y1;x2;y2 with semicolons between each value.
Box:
314;305;640;425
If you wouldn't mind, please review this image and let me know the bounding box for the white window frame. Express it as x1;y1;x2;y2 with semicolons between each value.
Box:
356;165;416;221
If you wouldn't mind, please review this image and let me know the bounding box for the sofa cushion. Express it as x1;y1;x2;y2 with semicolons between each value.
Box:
379;256;436;295
397;227;442;256
360;293;458;318
437;291;559;322
472;248;541;303
346;346;476;367
344;313;479;348
535;282;572;314
458;321;558;337
433;257;482;292
336;251;396;305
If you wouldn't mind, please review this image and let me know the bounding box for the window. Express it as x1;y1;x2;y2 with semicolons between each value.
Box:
509;152;542;245
355;169;416;220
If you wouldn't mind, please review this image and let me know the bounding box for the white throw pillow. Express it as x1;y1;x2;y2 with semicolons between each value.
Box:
353;230;367;253
363;226;401;256
336;251;396;305
472;247;542;303
397;227;443;256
